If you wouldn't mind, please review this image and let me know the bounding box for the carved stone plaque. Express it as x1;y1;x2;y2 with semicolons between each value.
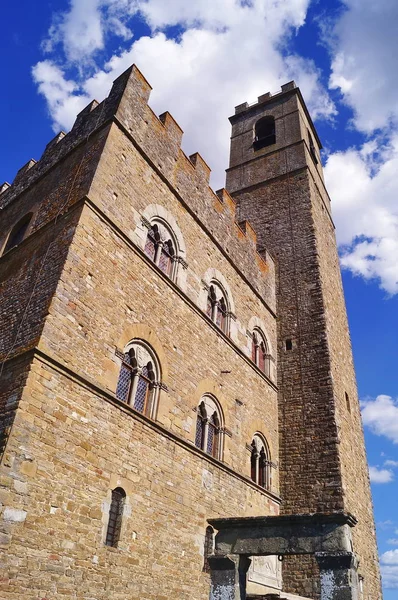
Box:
247;555;281;589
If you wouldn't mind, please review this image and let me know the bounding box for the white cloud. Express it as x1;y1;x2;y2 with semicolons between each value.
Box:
32;0;335;189
381;549;398;588
385;460;398;468
328;0;398;134
387;539;398;545
362;396;398;444
324;138;398;295
368;466;394;484
323;0;398;293
32;61;89;130
381;565;398;589
381;549;398;565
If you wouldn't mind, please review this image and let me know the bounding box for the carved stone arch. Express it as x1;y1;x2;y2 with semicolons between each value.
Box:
252;431;271;459
192;378;227;421
248;418;275;462
140;203;186;257
117;323;169;384
201;393;224;430
247;316;274;357
200;268;236;315
193;383;226;461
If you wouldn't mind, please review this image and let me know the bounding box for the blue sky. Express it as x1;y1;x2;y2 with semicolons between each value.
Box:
1;0;398;596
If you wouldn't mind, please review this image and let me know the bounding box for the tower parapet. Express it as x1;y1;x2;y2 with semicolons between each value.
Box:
1;65;275;311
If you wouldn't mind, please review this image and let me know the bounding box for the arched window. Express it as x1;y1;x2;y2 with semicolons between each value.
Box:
105;487;126;547
250;434;270;490
144;221;176;279
203;525;215;573
3;213;33;254
115;340;161;419
251;329;270;377
194;395;223;460
206;282;229;335
253;116;276;150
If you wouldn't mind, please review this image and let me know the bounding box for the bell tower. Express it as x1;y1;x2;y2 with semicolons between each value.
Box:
226;82;381;599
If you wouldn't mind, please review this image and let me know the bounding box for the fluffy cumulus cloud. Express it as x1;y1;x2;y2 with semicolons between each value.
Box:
324;136;398;295
322;0;398;294
368;466;394;484
32;0;398;294
32;0;336;190
381;549;398;588
361;395;398;444
328;0;398;134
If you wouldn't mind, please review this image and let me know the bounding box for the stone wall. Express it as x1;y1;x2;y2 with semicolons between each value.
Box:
227;87;381;599
0;65;281;600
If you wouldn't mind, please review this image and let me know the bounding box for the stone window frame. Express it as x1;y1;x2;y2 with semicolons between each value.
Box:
247;317;276;382
115;339;162;420
134;204;188;288
200;269;236;339
250;433;271;490
251;327;271;378
194;394;224;461
253;116;276;150
105;487;126;548
1;212;33;255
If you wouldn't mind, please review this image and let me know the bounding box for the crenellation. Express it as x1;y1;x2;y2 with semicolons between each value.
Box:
189;152;211;183
41;131;66;158
0;182;10;195
72;100;100;131
13;159;37;184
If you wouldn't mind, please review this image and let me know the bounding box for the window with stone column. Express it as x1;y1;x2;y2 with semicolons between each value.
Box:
206;282;229;335
115;340;161;419
250;434;271;490
251;328;271;377
195;395;224;460
144;220;178;280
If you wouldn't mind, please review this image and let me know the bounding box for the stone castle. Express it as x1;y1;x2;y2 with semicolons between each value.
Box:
0;65;381;600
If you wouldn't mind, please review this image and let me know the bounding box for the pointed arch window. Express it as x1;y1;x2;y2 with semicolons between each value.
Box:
250;434;271;490
3;213;33;254
207;283;229;335
194;395;223;460
144;221;176;279
253;116;276;150
105;487;126;547
251;329;270;377
115;341;161;419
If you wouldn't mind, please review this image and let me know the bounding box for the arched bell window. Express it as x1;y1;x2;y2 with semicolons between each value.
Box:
3;213;33;254
115;340;161;419
250;434;271;490
144;221;176;279
194;395;223;460
206;282;229;335
251;328;270;377
105;487;126;547
253;116;276;150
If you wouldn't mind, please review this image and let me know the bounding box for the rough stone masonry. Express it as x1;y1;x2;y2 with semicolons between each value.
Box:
0;65;381;600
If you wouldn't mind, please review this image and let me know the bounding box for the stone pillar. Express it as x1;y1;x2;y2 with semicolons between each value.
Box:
208;555;251;600
316;552;359;600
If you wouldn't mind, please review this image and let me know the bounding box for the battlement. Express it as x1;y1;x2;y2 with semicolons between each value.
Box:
0;64;275;310
234;81;297;115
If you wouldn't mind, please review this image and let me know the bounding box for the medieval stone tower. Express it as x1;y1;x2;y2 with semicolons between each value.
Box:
0;66;381;600
226;83;381;598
